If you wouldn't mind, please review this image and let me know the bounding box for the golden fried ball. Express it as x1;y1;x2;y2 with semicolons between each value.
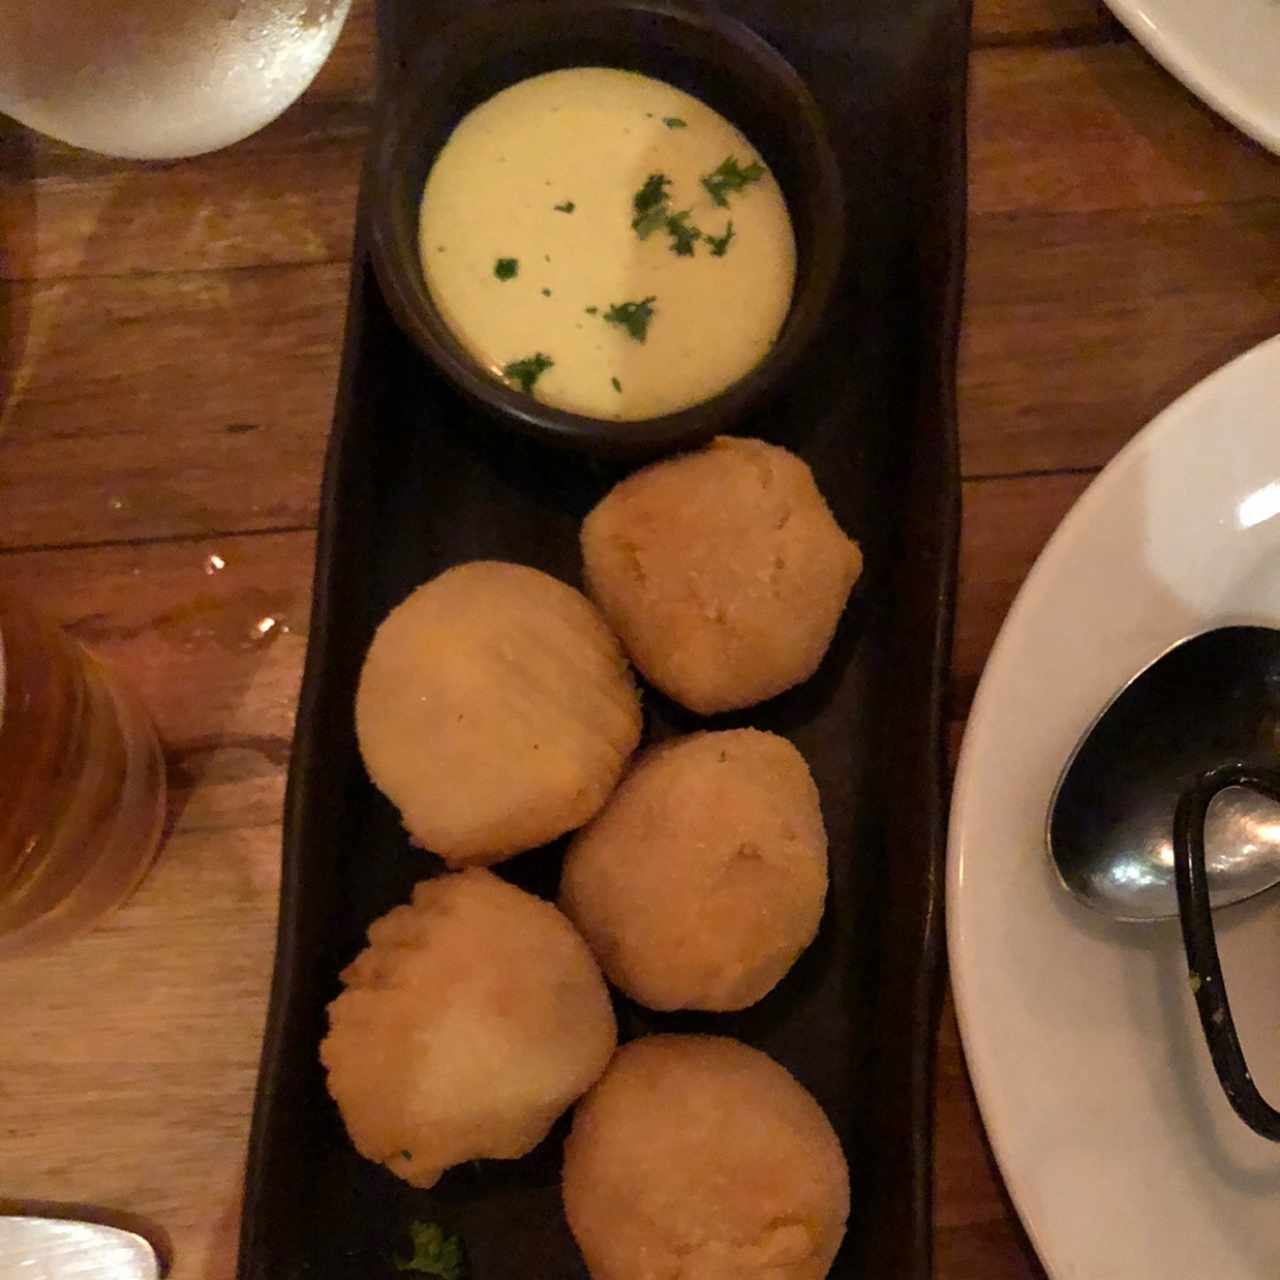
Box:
320;869;617;1189
560;730;827;1012
355;561;642;866
581;437;862;715
563;1035;850;1280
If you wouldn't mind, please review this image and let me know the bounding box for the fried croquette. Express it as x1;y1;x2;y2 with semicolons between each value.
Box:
560;730;827;1011
320;869;618;1188
355;561;642;866
563;1034;850;1280
581;436;862;714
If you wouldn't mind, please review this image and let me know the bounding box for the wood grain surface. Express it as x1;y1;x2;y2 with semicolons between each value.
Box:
1;2;1276;1277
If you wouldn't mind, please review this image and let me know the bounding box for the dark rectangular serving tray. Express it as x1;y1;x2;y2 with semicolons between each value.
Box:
237;0;968;1274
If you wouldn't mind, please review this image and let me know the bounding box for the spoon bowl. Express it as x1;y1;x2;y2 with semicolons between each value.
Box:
1048;625;1280;921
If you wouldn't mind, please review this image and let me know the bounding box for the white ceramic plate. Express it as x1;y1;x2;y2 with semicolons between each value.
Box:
1103;0;1280;156
949;334;1280;1279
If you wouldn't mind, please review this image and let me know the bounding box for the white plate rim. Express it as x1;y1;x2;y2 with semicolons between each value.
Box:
946;332;1280;1278
1103;0;1280;156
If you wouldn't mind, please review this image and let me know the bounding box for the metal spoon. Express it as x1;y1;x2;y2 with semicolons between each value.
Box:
1047;625;1280;1140
0;1216;159;1279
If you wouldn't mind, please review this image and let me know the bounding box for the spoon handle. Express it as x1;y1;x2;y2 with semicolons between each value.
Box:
1172;762;1280;1142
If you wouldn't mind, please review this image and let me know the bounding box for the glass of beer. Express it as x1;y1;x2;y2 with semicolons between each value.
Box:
0;594;166;957
0;0;352;161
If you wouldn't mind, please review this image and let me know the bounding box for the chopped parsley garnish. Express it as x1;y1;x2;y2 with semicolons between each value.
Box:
584;306;598;315
634;206;669;238
634;174;669;212
493;257;518;280
611;376;622;392
631;173;671;238
665;211;701;256
603;297;657;343
707;221;735;257
554;200;576;213
701;155;766;207
502;352;554;393
663;117;688;129
541;287;552;296
394;1221;466;1280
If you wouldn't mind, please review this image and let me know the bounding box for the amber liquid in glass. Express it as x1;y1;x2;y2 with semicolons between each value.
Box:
0;596;166;957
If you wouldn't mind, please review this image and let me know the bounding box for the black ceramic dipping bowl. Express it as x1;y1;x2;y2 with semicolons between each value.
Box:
368;0;845;458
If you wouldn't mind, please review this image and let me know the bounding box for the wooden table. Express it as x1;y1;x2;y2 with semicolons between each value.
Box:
1;1;1277;1275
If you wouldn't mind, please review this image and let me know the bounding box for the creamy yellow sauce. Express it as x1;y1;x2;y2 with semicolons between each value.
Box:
418;68;796;420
